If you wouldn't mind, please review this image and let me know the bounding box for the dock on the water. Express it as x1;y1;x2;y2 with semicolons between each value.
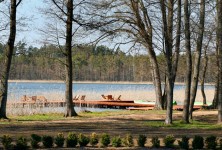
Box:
7;100;203;111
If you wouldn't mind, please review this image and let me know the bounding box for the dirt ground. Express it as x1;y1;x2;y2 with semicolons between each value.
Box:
0;110;221;139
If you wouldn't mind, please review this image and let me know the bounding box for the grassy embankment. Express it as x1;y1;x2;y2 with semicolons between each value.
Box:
3;110;222;130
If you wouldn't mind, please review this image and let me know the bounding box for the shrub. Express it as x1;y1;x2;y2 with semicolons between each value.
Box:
42;135;53;148
30;134;41;148
14;136;28;150
151;136;160;148
192;135;204;149
78;133;90;147
90;132;99;146
178;136;189;150
1;135;13;149
205;135;217;149
164;135;175;148
220;139;222;149
137;134;147;147
55;133;65;147
101;133;110;147
112;136;122;147
66;132;78;147
122;134;133;147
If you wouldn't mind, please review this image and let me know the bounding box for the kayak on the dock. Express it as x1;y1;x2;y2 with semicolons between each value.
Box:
134;100;155;105
134;100;178;105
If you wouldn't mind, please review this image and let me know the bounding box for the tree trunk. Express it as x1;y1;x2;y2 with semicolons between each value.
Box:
172;0;181;85
189;0;205;119
212;69;219;108
159;0;174;124
217;0;222;123
64;0;77;117
149;55;163;110
183;0;192;123
0;0;17;119
200;50;208;105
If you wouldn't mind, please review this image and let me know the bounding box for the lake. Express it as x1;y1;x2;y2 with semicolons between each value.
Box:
8;81;215;104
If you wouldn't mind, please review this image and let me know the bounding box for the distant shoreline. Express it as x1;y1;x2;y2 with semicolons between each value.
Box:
8;80;214;85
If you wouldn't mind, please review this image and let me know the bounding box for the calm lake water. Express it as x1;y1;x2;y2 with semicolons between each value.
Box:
8;82;215;103
6;81;215;115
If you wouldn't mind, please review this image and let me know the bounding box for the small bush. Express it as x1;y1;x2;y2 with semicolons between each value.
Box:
192;135;204;149
66;132;78;147
55;133;65;147
112;136;122;147
101;133;110;147
137;134;147;147
15;136;28;150
90;132;99;146
151;136;160;148
122;134;133;147
164;135;175;148
220;139;222;149
1;135;13;149
42;135;53;148
205;135;217;149
178;136;189;150
78;133;90;147
31;134;41;148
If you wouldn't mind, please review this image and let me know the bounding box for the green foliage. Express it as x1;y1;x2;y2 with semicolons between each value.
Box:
192;135;204;149
42;135;53;148
15;136;28;150
220;139;222;149
30;134;41;148
101;133;110;147
12;113;65;121
205;135;217;149
151;136;160;148
163;135;175;148
78;133;90;147
66;132;78;147
122;134;133;147
137;134;147;147
111;136;122;147
1;135;13;149
90;132;99;146
55;133;65;147
178;136;189;150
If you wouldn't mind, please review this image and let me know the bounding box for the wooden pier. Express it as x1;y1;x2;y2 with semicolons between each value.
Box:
7;100;203;111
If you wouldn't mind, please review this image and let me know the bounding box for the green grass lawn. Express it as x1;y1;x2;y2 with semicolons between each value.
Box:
4;110;222;130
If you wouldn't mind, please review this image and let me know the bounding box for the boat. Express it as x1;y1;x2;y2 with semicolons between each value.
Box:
133;100;155;105
134;100;178;105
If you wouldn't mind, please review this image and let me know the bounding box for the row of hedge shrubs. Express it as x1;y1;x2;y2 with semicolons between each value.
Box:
1;133;222;149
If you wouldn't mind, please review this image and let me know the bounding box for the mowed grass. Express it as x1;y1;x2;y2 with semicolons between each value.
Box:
8;113;66;121
143;120;222;130
4;110;222;130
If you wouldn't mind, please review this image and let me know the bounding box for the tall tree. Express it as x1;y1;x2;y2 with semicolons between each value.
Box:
51;0;77;117
189;0;206;119
0;0;22;119
183;0;192;123
89;0;164;109
217;0;222;123
159;0;174;124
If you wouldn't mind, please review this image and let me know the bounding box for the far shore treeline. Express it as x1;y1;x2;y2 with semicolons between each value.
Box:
0;42;217;82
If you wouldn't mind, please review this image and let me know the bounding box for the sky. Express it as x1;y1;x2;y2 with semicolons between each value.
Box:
16;1;46;48
0;0;147;55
